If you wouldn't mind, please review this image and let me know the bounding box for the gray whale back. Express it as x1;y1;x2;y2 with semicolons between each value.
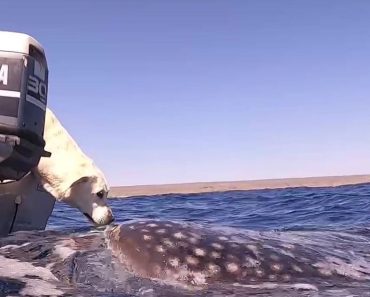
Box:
105;220;370;286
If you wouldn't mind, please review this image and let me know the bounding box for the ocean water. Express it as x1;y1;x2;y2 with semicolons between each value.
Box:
1;183;370;296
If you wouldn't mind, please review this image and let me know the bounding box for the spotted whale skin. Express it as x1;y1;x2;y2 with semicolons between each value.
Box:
105;220;370;286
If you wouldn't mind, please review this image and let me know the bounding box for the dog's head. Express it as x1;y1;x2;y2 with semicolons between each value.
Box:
34;108;115;226
63;175;114;226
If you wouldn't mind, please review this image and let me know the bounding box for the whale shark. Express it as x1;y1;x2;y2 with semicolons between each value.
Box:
0;221;369;296
105;220;370;287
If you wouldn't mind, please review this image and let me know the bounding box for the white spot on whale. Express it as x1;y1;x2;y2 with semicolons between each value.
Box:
194;248;206;257
207;263;221;275
156;229;167;234
143;235;152;241
246;244;259;255
163;238;174;247
211;243;224;250
147;223;158;228
188;271;207;285
155;245;165;253
189;237;199;244
318;269;333;276
211;251;221;259
244;256;260;268
169;257;180;268
268;274;277;281
282;274;291;281
186;256;199;266
255;268;265;277
271;263;283;272
226;262;239;273
173;232;186;239
218;236;229;241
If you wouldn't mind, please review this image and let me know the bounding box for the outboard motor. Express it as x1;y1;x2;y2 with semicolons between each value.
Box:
0;31;50;181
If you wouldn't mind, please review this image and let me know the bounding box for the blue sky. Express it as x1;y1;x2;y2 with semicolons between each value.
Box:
2;1;370;186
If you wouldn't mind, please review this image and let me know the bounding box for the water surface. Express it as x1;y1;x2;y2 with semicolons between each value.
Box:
1;183;370;296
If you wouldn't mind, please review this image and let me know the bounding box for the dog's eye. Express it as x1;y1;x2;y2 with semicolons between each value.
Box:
96;190;105;199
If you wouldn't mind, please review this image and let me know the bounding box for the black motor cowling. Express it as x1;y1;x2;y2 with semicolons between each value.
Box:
0;32;50;181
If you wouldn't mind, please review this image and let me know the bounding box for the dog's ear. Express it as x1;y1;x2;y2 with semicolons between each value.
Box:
69;176;96;188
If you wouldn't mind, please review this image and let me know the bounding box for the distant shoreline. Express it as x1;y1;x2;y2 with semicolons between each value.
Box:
108;174;370;198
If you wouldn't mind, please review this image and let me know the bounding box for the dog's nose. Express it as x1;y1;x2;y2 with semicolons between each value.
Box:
107;214;115;224
92;207;115;226
106;210;115;224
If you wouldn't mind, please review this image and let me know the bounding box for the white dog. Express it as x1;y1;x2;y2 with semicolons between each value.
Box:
32;108;114;226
